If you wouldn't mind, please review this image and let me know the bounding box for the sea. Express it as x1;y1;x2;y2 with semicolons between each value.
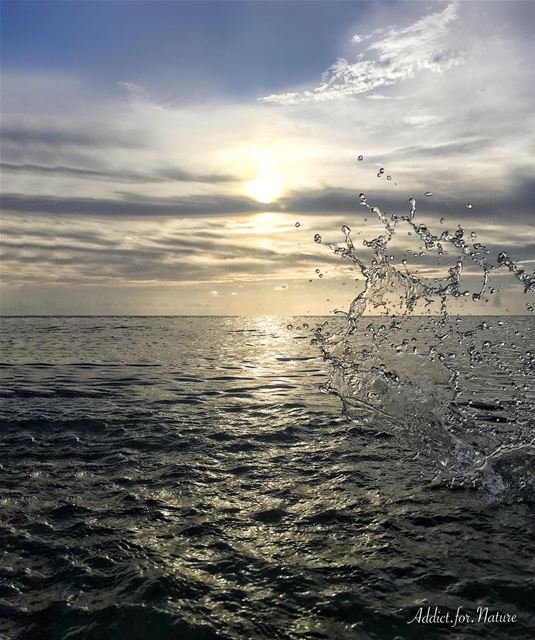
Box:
0;315;533;640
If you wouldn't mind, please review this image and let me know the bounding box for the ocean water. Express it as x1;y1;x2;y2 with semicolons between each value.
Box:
0;315;534;640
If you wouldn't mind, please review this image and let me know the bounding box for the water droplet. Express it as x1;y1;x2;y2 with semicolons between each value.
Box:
287;324;293;330
315;268;320;273
314;234;322;244
387;175;392;181
379;167;385;174
295;221;301;227
440;217;446;224
409;197;416;207
319;273;324;278
425;192;432;197
341;225;351;236
359;193;367;202
357;155;364;161
466;203;473;209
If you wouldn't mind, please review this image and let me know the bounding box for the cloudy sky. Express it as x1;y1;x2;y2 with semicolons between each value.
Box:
1;0;534;315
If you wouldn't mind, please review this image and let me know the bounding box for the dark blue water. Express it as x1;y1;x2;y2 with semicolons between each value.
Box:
0;316;533;639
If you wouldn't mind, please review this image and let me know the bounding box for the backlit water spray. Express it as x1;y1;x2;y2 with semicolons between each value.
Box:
312;187;534;502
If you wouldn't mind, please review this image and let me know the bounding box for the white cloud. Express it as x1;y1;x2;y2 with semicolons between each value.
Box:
261;2;461;104
366;94;406;101
118;81;147;101
403;115;442;127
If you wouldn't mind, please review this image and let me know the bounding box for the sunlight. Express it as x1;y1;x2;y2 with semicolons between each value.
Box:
245;149;284;203
246;173;283;203
250;212;279;234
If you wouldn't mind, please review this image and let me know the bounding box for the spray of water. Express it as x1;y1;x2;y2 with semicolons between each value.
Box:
313;191;534;502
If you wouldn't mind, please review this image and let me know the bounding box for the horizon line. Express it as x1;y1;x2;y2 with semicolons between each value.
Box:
1;314;532;319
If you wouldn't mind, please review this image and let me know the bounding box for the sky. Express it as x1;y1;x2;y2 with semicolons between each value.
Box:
1;0;534;315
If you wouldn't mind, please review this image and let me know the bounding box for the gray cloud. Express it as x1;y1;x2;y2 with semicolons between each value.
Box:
0;188;378;219
0;161;234;185
0;225;116;246
0;208;349;288
0;124;146;150
2;176;534;223
284;188;358;213
3;203;532;291
0;239;341;286
0;192;266;217
1;227;342;266
367;137;494;160
285;183;535;224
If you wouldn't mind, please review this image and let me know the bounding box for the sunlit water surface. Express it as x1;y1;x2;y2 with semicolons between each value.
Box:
0;316;534;640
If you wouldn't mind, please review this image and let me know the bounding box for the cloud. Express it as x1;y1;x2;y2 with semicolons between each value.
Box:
0;209;350;287
1;201;532;319
366;94;406;101
2;172;534;223
0;224;116;246
403;115;442;128
261;2;461;104
1;1;534;315
0;192;266;217
118;81;147;101
0;123;145;150
0;162;234;185
380;137;493;159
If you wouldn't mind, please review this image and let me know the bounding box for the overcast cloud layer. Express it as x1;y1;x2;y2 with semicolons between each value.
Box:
1;0;534;315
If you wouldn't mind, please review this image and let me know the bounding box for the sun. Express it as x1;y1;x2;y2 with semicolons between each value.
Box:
246;173;283;203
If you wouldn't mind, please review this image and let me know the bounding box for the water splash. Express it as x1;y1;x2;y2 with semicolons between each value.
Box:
314;193;535;502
